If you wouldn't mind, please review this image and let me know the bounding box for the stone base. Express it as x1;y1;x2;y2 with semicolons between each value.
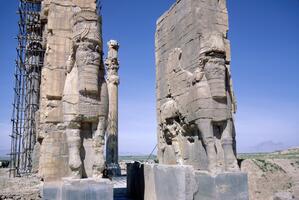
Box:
127;164;249;200
42;178;113;200
194;171;249;200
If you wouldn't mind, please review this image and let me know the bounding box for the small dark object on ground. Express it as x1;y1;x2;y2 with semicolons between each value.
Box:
0;160;9;168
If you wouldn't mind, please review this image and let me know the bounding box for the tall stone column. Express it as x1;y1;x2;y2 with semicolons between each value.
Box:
105;40;121;176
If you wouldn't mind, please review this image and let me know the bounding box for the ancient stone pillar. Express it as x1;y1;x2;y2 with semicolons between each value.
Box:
38;0;109;181
155;0;239;173
105;40;121;176
128;1;249;199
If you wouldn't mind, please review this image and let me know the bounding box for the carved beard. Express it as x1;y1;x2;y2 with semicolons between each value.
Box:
76;42;101;96
204;57;227;100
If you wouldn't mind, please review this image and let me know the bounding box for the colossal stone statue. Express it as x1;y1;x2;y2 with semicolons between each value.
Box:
156;0;238;174
37;0;119;183
40;1;115;198
63;9;108;179
127;1;248;199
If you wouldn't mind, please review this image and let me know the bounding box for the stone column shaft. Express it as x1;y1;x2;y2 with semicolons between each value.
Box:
105;40;120;170
107;80;118;163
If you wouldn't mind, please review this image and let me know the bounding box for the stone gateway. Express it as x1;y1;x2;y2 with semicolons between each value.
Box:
156;0;238;174
128;0;249;199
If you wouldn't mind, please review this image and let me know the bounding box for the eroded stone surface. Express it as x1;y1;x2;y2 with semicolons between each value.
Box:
42;178;113;200
105;40;121;176
127;164;249;200
63;7;108;179
156;0;238;173
37;0;110;181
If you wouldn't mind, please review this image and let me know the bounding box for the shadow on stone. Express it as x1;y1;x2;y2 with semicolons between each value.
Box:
127;162;145;200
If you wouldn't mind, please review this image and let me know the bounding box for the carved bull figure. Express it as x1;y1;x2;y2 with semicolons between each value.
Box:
159;32;239;173
63;9;108;179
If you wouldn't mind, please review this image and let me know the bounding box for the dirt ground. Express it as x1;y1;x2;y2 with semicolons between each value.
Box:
0;148;298;200
0;169;41;200
240;148;299;200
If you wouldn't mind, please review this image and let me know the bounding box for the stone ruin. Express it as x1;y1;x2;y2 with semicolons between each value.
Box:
11;0;249;199
34;0;120;180
31;0;119;198
156;1;238;174
127;0;249;199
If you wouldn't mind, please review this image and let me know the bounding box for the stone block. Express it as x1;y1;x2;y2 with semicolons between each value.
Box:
42;178;113;200
127;164;249;200
127;162;145;200
194;171;249;200
44;68;66;100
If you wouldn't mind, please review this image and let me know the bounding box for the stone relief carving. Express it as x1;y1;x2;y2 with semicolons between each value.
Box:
63;9;108;179
158;32;239;173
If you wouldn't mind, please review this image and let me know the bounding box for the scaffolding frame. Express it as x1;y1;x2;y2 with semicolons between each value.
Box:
10;0;44;177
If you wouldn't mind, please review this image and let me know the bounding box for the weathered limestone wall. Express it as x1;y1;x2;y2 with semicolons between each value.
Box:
38;0;74;181
37;0;102;181
156;0;237;172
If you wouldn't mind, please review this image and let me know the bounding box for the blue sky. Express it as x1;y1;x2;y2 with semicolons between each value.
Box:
0;0;298;155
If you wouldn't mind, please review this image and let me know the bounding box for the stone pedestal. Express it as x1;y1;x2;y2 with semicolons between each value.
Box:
127;164;249;200
194;171;249;200
42;178;113;200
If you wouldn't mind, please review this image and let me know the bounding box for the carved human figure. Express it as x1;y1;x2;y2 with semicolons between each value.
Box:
63;9;108;179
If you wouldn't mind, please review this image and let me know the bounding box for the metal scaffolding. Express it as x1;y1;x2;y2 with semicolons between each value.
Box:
10;0;44;177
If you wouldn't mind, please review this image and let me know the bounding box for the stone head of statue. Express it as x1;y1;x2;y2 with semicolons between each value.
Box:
72;9;101;44
199;31;226;57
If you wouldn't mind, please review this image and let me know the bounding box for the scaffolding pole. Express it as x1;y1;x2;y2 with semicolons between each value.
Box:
10;0;44;177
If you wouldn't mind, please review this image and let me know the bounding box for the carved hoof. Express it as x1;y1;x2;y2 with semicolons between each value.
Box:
208;162;220;174
92;172;103;179
69;159;82;171
177;158;184;165
69;170;81;179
